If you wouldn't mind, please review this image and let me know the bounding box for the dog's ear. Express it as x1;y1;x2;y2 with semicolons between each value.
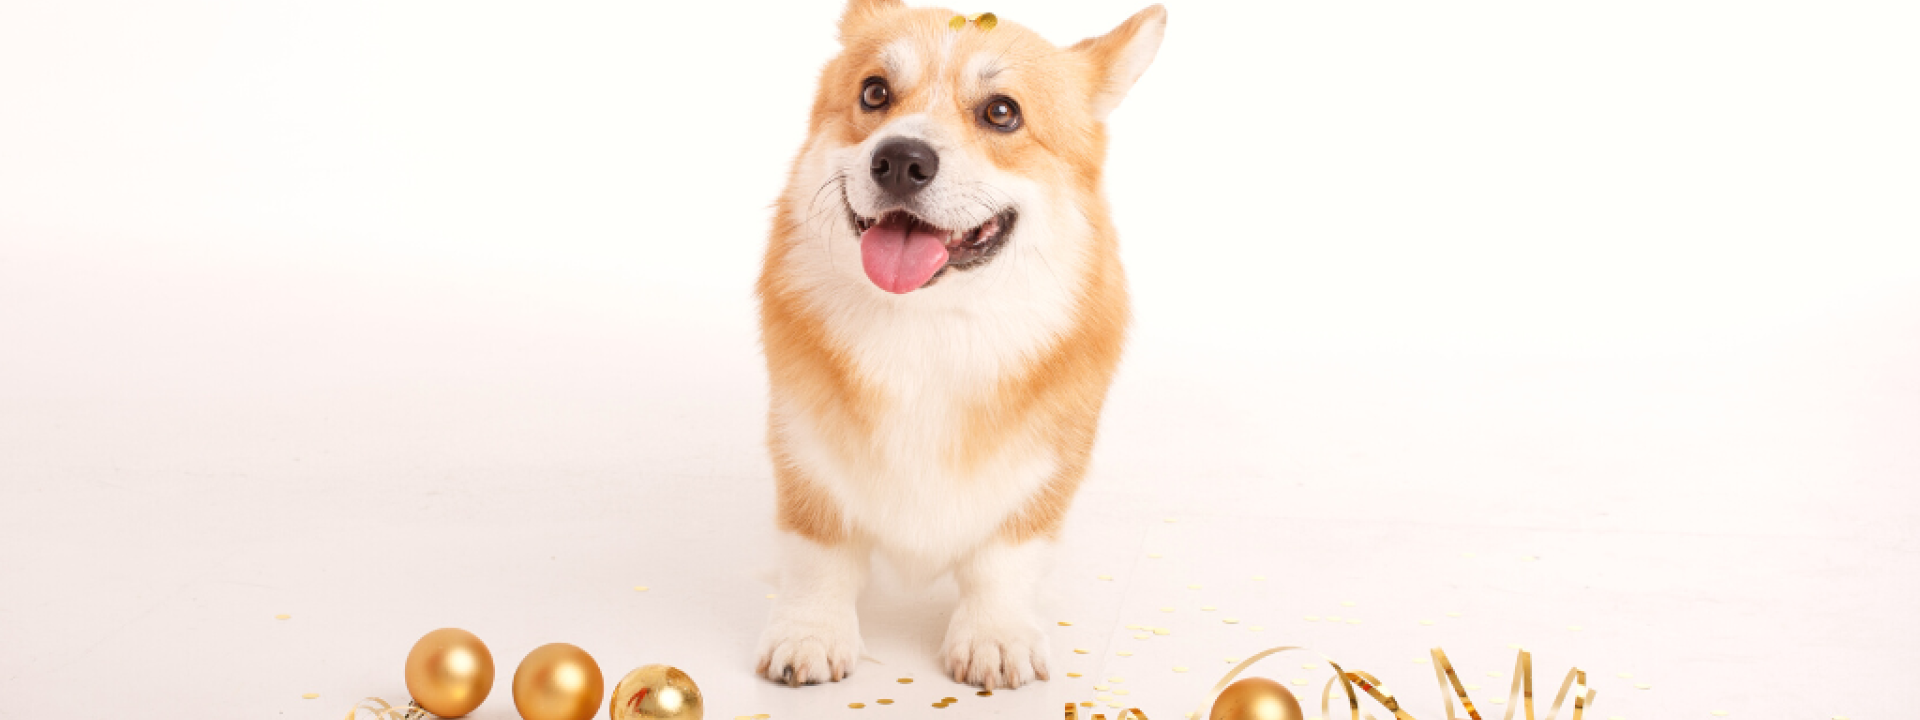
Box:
840;0;905;34
1071;4;1167;121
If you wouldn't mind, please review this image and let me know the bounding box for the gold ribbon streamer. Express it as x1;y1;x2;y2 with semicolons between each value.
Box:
344;698;436;720
1197;646;1597;720
1431;648;1594;720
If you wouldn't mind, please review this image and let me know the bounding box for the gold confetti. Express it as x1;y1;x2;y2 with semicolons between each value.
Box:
1081;702;1094;707
1075;648;1090;654
1346;619;1362;625
1709;712;1729;717
876;700;893;705
1165;518;1178;523
1109;677;1125;683
1116;689;1131;695
1412;658;1429;664
1252;575;1267;581
1098;575;1114;581
976;690;992;697
1567;625;1583;631
1058;621;1073;626
1466;684;1481;691
1111;703;1126;709
1635;683;1651;690
1326;615;1342;622
274;614;291;620
1486;671;1504;677
633;586;649;592
1187;584;1202;590
1617;672;1633;678
849;703;866;709
1340;600;1356;607
1250;625;1265;631
1173;666;1189;673
1520;556;1538;562
942;697;958;703
1462;552;1477;558
1116;651;1134;657
765;594;777;599
1154;628;1172;635
1097;694;1113;701
1201;605;1217;611
932;701;947;708
897;678;914;684
1419;620;1435;625
1160;607;1176;613
1134;633;1150;640
1304;616;1320;622
1222;618;1239;625
301;693;318;700
1300;664;1319;670
1226;657;1241;663
1491;698;1507;705
1291;678;1308;686
1148;553;1165;559
1095;685;1110;691
1067;673;1083;678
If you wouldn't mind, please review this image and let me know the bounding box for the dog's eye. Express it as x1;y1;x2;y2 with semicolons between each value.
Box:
861;77;890;110
981;96;1021;131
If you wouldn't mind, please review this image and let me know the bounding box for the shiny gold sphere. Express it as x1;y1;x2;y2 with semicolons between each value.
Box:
513;643;605;720
609;665;704;720
1210;677;1304;720
403;628;496;718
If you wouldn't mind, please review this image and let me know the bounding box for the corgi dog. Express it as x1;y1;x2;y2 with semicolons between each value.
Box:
754;0;1165;690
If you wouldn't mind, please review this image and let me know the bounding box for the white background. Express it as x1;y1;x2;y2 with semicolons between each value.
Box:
2;1;1916;719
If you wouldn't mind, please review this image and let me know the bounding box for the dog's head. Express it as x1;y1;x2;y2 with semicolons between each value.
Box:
794;0;1166;296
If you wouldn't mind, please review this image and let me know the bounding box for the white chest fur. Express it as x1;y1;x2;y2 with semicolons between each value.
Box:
770;136;1092;568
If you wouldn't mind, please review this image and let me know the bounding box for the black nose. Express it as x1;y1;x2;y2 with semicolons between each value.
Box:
870;137;939;197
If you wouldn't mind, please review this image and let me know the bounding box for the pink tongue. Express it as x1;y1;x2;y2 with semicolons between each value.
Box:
860;217;950;294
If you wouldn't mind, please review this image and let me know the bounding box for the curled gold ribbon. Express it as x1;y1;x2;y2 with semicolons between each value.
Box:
344;698;435;720
1197;646;1597;720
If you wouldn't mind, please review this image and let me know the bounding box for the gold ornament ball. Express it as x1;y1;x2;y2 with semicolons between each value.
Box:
609;665;704;720
404;628;496;718
1210;677;1304;720
513;642;606;720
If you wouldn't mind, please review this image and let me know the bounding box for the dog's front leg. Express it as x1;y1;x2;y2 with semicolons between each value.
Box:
755;532;868;686
942;538;1053;690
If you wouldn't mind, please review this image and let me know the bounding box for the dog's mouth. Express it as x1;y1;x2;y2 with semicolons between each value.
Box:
849;207;1016;294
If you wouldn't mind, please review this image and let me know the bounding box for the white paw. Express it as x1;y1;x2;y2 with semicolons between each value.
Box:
754;606;863;686
940;605;1051;690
